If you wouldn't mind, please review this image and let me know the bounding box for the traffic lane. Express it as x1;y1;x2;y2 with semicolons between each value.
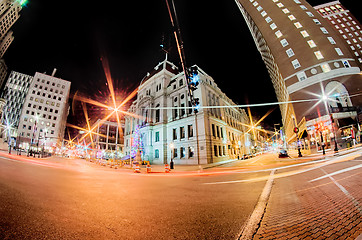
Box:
0;156;269;239
254;157;362;239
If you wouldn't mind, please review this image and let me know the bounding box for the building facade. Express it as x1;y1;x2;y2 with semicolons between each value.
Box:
314;1;362;64
0;70;32;138
124;58;250;165
94;119;124;159
234;0;362;148
16;71;71;152
0;0;24;87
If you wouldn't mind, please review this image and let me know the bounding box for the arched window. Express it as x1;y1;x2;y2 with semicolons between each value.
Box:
324;81;352;109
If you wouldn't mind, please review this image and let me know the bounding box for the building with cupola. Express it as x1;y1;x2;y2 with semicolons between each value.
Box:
123;57;251;165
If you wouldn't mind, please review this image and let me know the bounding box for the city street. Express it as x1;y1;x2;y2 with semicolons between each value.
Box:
0;149;361;240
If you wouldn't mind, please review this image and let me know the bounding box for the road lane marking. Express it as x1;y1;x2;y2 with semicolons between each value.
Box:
309;164;362;182
236;170;275;240
320;168;362;215
204;151;361;185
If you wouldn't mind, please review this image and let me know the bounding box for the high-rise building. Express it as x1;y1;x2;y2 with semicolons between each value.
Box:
124;58;251;165
0;0;25;87
17;71;71;152
314;1;362;64
234;0;362;150
1;70;33;138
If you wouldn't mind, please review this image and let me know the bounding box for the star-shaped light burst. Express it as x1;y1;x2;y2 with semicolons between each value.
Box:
66;57;143;152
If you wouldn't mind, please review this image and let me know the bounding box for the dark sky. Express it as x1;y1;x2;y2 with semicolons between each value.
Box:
3;0;362;129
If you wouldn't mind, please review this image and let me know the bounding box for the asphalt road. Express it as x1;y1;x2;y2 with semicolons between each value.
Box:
0;149;361;240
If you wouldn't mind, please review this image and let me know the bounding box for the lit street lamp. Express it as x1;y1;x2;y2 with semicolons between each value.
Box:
322;94;338;153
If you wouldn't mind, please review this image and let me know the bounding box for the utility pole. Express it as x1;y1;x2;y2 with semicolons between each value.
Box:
165;0;201;165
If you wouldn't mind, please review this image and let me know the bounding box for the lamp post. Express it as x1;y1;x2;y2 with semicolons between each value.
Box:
322;94;338;153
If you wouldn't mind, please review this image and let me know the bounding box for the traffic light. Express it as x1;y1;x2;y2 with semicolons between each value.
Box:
189;66;199;89
193;98;200;113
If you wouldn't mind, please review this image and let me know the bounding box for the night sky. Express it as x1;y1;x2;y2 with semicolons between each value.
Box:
3;0;362;129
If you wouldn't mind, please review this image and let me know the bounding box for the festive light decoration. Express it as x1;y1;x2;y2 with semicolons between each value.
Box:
130;125;144;158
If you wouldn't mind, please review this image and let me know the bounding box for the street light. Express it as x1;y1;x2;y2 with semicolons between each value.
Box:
321;94;338;153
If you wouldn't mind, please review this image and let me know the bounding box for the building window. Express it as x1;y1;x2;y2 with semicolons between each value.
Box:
180;126;185;139
180;147;185;158
314;51;324;60
282;8;290;14
288;15;296;21
173;128;177;140
265;17;272;23
188;147;194;158
307;40;317;48
155;149;159;159
280;39;289;47
294;22;303;28
275;30;283;38
270;23;277;30
214;145;218;157
327;37;336;44
212;124;216;137
313;19;321;25
173;148;178;158
321;63;331;73
188;124;193;138
320;27;329;34
335;48;343;56
292;59;301;69
297;72;307;81
155;131;160;142
300;30;309;38
286;48;295;57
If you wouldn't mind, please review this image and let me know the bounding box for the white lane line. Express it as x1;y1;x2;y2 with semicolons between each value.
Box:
204;151;361;185
309;164;362;182
320;168;362;215
236;170;275;240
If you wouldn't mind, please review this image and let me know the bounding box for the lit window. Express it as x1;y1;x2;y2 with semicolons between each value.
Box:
288;15;296;21
282;8;290;14
257;6;263;11
294;22;303;28
300;30;309;38
294;0;301;4
335;48;343;56
275;30;283;38
307;40;317;48
292;59;301;69
277;3;284;8
265;17;272;23
261;11;267;17
314;51;324;60
253;1;258;6
286;48;295;57
306;12;314;17
321;63;331;72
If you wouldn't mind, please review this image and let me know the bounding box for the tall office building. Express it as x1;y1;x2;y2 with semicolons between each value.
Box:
234;0;362;147
1;70;33;138
0;0;24;87
17;71;71;151
314;1;362;64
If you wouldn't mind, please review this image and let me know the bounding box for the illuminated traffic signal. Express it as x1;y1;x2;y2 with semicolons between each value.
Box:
188;66;199;90
193;98;200;113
